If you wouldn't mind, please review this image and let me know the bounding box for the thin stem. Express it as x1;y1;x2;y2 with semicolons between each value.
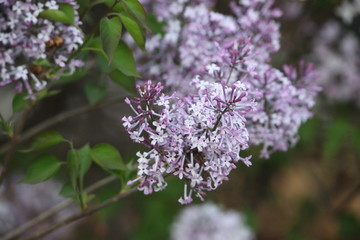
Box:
0;97;124;156
17;188;137;240
333;182;360;214
1;175;118;240
226;66;235;85
212;106;229;132
0;105;32;186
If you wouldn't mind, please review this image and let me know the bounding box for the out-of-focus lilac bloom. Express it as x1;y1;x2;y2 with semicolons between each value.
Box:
171;203;254;240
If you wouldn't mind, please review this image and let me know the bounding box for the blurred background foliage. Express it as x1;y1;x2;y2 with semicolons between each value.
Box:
1;0;360;239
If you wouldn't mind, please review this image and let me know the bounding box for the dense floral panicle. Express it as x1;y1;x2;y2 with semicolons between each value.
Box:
245;62;320;158
124;0;320;202
313;20;360;107
131;0;320;158
136;0;281;93
0;0;83;97
123;66;255;203
171;203;254;240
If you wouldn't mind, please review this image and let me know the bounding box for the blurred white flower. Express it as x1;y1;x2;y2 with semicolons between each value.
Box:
171;203;255;240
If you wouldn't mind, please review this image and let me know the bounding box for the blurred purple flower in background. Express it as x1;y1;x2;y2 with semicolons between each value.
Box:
313;1;360;107
0;174;78;239
171;203;254;240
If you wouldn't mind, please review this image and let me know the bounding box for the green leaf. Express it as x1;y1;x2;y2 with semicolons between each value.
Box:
66;145;92;208
78;144;92;179
36;90;61;101
67;149;81;190
39;4;75;24
123;0;147;26
85;82;106;104
120;13;145;50
146;14;165;35
96;54;113;73
21;154;62;184
91;0;107;7
24;130;64;152
12;93;28;112
100;17;122;63
0;121;13;137
111;41;140;77
323;118;350;158
33;58;52;67
82;37;107;58
105;0;122;12
90;144;127;171
59;182;76;198
109;70;136;94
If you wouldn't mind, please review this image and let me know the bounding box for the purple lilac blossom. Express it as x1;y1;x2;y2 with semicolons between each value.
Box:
171;203;254;240
123;49;256;203
129;0;319;158
123;0;320;203
0;0;84;98
137;0;281;92
313;20;360;107
246;62;320;158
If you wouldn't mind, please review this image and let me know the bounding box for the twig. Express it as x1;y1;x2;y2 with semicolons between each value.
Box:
18;188;137;240
1;175;118;240
333;182;360;214
0;106;32;185
0;97;124;156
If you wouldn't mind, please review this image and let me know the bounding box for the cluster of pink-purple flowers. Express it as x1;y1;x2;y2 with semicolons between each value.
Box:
0;0;83;97
123;0;320;203
123;59;255;203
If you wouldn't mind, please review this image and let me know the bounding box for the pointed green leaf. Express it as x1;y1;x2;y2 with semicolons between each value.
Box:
39;4;75;24
21;154;62;184
67;149;80;190
82;37;107;58
146;14;166;35
24;130;64;152
109;70;136;94
100;17;122;63
12;93;28;112
90;144;127;171
85;82;106;104
120;13;145;50
33;58;52;67
59;182;76;198
78;144;92;179
111;41;140;77
36;90;61;101
123;0;147;26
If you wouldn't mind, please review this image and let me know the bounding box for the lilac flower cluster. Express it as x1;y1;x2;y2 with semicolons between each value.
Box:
0;0;83;97
123;63;255;203
123;0;320;202
138;0;281;92
313;19;360;107
171;203;254;240
133;0;320;157
246;62;320;158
